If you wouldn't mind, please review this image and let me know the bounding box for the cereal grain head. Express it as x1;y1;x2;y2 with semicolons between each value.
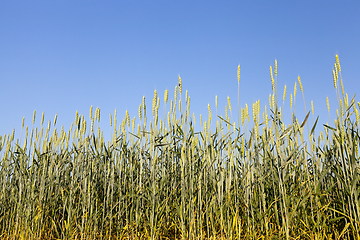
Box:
164;89;169;104
178;75;182;95
298;76;303;94
283;85;287;102
332;69;337;89
33;110;36;125
336;54;341;72
326;97;330;112
227;96;232;112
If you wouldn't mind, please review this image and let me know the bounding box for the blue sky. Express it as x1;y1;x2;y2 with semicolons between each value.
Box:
1;1;360;141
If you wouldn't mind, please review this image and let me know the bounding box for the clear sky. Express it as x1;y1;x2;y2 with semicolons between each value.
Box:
1;1;360;141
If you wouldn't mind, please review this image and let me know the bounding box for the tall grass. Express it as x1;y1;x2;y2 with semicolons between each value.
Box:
1;55;359;239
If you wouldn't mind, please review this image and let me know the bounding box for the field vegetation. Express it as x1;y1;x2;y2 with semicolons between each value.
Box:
1;55;359;239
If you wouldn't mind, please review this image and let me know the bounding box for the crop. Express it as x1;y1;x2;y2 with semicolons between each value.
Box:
1;55;359;239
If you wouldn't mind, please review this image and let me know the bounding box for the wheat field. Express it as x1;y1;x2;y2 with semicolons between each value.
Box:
1;55;359;239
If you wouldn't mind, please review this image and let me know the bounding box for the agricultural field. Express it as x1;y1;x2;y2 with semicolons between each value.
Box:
1;55;359;239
